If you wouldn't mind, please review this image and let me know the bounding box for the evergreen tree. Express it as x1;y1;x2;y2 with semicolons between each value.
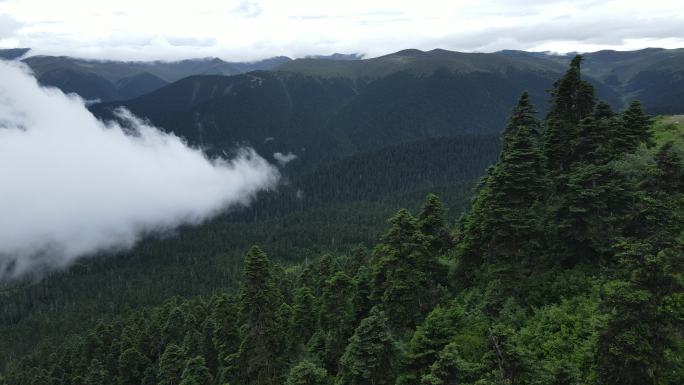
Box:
163;308;188;346
621;100;652;151
418;194;453;256
179;356;212;385
317;272;356;372
460;124;546;271
403;304;464;381
337;308;396;385
158;344;186;385
420;342;482;385
544;55;595;171
574;101;620;164
371;209;444;330
212;295;240;384
598;183;684;385
286;361;330;385
84;359;106;385
503;91;541;148
236;246;286;385
289;286;318;353
118;347;150;385
352;266;372;324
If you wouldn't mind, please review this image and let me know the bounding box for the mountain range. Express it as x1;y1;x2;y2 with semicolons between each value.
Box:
2;46;684;371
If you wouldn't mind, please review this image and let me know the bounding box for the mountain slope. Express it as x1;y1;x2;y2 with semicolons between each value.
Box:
21;55;292;102
90;51;572;170
497;48;684;113
0;134;499;366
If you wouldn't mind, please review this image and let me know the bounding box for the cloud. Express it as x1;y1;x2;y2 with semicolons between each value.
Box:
232;1;262;18
273;152;297;166
0;61;279;281
2;0;684;60
0;14;22;38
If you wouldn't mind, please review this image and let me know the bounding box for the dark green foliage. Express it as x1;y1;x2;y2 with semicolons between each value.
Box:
418;194;453;255
503;91;541;148
403;303;464;381
3;53;684;385
286;361;329;385
459;121;546;275
179;356;213;385
336;307;396;385
544;55;596;171
371;209;446;330
118;348;150;385
619;101;652;151
236;247;286;385
317;272;356;372
158;344;186;385
288;287;317;352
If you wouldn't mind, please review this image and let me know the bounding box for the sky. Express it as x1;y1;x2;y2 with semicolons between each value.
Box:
0;0;683;61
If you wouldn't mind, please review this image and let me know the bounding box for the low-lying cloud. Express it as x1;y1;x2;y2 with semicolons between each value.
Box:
0;61;279;281
273;151;297;166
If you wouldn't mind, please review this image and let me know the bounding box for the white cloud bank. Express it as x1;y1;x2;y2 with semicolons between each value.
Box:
0;61;279;280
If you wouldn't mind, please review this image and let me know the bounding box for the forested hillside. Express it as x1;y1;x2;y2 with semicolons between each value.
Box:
89;52;565;169
498;48;684;114
18;55;292;102
0;134;499;366
3;56;682;385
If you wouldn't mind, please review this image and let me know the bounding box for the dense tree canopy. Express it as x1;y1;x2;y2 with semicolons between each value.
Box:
2;55;683;385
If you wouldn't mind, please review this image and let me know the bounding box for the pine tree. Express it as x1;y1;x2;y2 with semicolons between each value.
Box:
157;344;186;385
544;55;596;171
352;265;372;324
236;246;286;385
371;209;444;330
621;100;652;151
575;101;620;164
289;286;318;353
420;342;483;385
418;194;452;256
163;308;188;346
84;359;106;385
286;361;329;385
317;272;356;372
460;124;546;270
337;307;396;385
118;348;150;385
502;91;541;148
179;356;213;385
212;295;240;384
598;178;684;385
402;303;464;383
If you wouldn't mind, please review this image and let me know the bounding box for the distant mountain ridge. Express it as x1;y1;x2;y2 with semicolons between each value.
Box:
90;47;631;172
495;47;684;114
14;54;294;101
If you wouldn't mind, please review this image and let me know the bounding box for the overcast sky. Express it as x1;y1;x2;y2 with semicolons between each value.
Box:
0;0;683;61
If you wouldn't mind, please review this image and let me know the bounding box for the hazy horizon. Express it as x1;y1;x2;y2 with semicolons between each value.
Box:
1;0;683;62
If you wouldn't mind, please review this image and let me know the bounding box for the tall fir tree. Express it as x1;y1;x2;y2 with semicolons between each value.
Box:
543;55;596;172
286;361;330;385
236;246;286;385
179;356;212;385
620;100;652;151
502;91;541;149
418;194;453;256
157;344;186;385
337;307;397;385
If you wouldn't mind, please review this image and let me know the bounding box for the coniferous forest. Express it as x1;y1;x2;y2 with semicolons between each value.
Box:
2;56;683;385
